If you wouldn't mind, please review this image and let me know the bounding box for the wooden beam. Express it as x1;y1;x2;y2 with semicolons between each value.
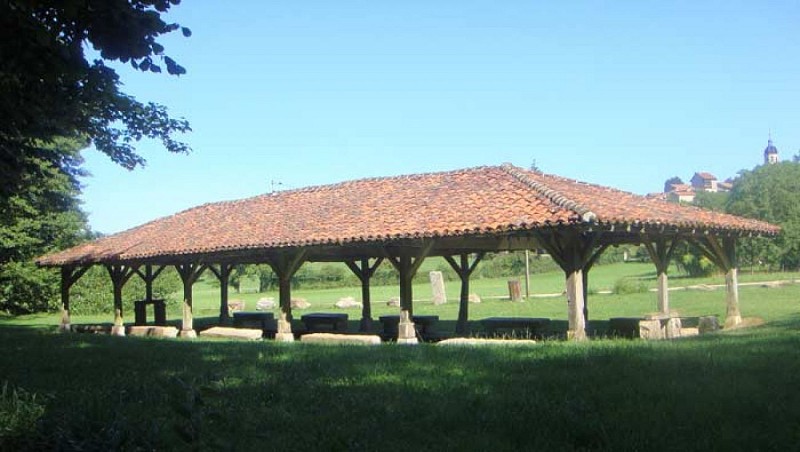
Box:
267;249;308;321
105;264;139;336
444;252;486;335
59;265;90;332
344;257;385;332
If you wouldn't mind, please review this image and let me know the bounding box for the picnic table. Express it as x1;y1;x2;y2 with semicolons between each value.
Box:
481;317;551;337
301;313;349;332
379;315;439;339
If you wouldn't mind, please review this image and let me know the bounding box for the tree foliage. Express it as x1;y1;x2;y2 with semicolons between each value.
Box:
0;138;91;314
0;0;192;198
663;176;683;193
726;162;800;269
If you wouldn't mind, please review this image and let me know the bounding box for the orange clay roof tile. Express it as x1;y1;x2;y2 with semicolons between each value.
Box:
37;164;780;266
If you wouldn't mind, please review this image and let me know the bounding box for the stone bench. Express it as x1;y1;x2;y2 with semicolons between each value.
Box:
480;317;551;337
300;333;381;345
200;326;262;341
301;313;349;332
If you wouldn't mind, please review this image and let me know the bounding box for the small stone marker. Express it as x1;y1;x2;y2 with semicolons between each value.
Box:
429;271;447;305
275;312;294;342
386;297;401;307
468;293;482;304
256;297;276;310
396;310;418;345
291;297;311;309
301;333;381;345
200;326;262;341
334;296;362;309
508;279;523;302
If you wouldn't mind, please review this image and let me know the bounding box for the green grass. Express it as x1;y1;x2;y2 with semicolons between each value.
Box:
4;262;799;335
2;299;800;449
1;264;800;449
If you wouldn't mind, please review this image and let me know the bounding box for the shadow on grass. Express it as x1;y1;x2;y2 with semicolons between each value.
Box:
2;316;800;450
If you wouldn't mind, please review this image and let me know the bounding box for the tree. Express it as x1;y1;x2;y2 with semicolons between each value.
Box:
0;138;91;314
0;0;192;199
726;162;800;270
692;191;729;212
663;176;683;193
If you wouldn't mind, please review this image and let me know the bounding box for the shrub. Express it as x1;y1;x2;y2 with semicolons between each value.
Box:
613;278;649;295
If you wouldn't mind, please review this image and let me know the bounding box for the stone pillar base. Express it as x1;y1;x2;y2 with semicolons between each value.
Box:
397;337;419;345
724;315;742;329
178;329;197;339
111;325;126;336
567;330;587;341
274;333;295;342
59;323;71;333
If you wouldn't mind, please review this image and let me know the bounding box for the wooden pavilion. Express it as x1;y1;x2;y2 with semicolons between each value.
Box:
37;164;780;340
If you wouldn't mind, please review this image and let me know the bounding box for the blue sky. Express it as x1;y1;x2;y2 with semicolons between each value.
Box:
81;1;800;233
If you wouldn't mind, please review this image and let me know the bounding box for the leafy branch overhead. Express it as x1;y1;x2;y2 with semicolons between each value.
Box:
0;0;192;194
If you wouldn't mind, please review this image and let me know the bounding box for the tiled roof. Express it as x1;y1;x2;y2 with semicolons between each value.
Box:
694;172;717;180
37;164;780;266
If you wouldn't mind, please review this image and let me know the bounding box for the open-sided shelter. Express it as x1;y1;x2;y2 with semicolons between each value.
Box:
37;164;780;340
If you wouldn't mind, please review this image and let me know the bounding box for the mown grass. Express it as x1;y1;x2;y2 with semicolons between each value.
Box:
5;262;798;333
2;309;800;450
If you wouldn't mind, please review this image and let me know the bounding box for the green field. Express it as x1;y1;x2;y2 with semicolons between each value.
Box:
1;272;799;449
5;262;799;336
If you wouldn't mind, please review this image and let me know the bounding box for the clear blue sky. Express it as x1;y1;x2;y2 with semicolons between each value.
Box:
81;1;800;234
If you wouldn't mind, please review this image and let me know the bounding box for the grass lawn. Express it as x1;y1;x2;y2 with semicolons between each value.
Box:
1;264;799;449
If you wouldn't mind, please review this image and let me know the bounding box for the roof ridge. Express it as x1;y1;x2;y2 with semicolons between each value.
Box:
499;163;597;222
252;165;497;198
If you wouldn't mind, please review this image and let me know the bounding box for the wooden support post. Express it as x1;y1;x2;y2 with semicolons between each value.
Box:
386;241;434;342
535;229;602;340
723;237;742;327
566;269;586;340
175;263;207;338
59;266;89;332
444;252;485;336
344;257;384;332
208;264;234;324
267;249;307;341
644;238;678;315
106;264;138;336
691;236;741;328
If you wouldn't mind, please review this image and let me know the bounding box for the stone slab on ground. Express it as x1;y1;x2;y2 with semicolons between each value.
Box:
438;338;537;347
128;326;179;338
300;333;381;345
199;326;262;341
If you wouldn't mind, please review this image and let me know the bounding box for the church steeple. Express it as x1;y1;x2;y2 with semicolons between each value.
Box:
764;134;779;165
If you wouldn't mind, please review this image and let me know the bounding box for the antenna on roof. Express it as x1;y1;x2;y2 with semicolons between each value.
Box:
270;180;284;193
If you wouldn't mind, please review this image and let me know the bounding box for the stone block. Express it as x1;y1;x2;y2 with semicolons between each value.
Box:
438;338;537;347
291;297;311;309
698;316;720;334
334;296;362;309
468;293;482;304
256;298;276;310
665;317;683;339
200;326;262;340
128;326;179;338
638;319;665;340
429;271;447;305
300;333;381;345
